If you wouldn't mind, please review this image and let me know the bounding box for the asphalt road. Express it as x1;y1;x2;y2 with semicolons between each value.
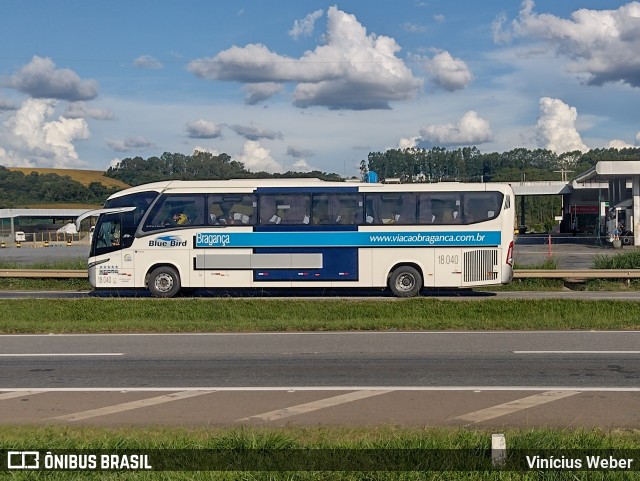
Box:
1;332;639;428
2;331;639;388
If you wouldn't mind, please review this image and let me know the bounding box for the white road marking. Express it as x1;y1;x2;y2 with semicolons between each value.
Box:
514;351;640;354
453;390;579;424
1;386;639;392
0;353;123;357
237;390;392;422
0;390;44;400
51;390;215;421
1;330;639;337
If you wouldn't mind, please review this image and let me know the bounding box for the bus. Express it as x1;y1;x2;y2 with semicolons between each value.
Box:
76;179;515;297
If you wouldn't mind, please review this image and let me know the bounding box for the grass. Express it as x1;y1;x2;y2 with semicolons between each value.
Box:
7;166;130;189
1;298;639;333
593;249;640;269
0;258;87;270
0;426;638;479
513;258;558;270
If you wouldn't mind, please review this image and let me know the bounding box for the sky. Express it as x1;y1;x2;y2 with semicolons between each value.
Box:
1;0;640;177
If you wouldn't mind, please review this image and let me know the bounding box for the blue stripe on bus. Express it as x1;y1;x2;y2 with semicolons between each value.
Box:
194;231;501;248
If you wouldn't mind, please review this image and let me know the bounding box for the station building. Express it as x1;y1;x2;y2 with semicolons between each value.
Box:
0;208;91;243
514;160;640;245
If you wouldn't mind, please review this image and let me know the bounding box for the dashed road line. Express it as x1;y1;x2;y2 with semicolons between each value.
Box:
0;390;44;400
453;390;579;425
237;390;392;422
51;390;215;421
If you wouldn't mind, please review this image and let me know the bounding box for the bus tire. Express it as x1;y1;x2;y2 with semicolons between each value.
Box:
389;265;422;298
148;266;181;298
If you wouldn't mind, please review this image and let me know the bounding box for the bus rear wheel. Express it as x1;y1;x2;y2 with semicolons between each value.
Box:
389;266;422;298
148;266;181;298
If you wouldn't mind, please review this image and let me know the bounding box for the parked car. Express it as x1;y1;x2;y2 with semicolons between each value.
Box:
14;231;26;242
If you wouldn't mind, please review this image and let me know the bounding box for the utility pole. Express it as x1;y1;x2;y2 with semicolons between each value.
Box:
554;169;573;182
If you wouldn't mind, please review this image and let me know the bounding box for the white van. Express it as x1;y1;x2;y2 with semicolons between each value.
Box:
15;231;26;242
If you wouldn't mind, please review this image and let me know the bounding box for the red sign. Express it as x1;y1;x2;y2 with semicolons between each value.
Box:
570;205;598;214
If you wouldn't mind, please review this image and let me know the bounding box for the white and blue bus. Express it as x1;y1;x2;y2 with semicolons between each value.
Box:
77;178;515;297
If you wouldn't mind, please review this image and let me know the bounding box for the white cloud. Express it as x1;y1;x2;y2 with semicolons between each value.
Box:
188;6;422;110
424;51;473;91
420;111;493;146
536;97;588;153
289;9;324;39
106;136;156;152
133;55;164;70
402;23;426;33
495;0;640;87
242;82;284;105
236;140;283;173
433;14;445;23
7;56;98;101
289;159;314;172
109;158;121;168
64;101;115;120
0;98;89;168
398;136;419;149
286;145;316;158
607;139;635;149
0;97;17;111
229;123;282;141
193;146;221;156
185;119;223;139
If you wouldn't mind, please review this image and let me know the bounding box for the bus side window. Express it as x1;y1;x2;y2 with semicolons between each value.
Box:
365;195;382;224
312;196;331;224
229;203;255;224
397;195;417;224
142;194;205;231
208;203;224;225
260;196;279;224
417;195;434;224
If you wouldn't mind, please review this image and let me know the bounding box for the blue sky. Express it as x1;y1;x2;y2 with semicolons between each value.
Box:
1;0;639;176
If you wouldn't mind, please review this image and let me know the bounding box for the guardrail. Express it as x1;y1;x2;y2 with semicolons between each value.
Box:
2;269;640;280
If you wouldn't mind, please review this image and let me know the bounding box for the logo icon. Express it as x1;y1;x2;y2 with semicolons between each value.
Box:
148;235;187;247
7;451;40;470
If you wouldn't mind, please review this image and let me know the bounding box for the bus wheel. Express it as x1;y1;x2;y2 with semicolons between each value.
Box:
389;266;422;298
148;266;181;298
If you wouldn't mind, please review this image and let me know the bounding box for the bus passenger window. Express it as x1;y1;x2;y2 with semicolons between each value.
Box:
313;194;362;225
207;195;256;226
259;195;310;225
142;194;205;231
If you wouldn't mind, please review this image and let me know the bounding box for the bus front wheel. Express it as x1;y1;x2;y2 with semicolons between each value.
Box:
389;265;422;298
148;266;181;298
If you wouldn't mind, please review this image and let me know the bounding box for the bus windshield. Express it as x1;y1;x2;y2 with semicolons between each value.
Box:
91;191;158;257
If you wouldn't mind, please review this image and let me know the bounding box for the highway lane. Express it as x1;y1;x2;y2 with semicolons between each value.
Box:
1;332;639;389
2;332;639;427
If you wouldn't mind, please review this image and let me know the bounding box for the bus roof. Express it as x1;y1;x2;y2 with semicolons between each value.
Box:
106;178;513;200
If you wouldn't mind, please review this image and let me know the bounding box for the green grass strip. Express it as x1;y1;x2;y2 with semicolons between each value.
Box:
1;298;639;333
1;426;638;480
